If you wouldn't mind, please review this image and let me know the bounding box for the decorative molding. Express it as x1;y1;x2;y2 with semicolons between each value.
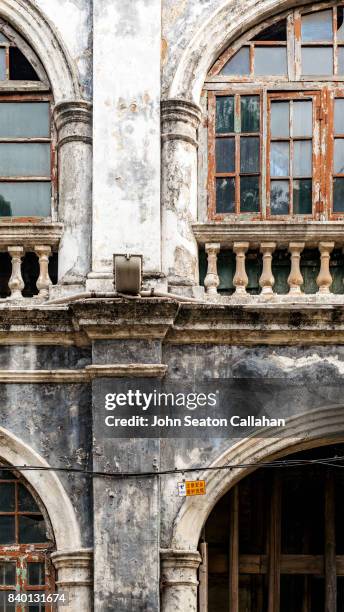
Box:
51;549;93;583
0;223;63;250
54;101;92;147
166;303;344;346
86;364;168;379
0;370;88;383
161;99;202;147
193;221;344;249
0;364;167;382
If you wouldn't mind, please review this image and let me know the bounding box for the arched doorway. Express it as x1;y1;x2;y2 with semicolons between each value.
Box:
201;444;344;611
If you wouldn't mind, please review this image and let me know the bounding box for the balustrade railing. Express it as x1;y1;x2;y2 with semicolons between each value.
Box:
193;222;344;301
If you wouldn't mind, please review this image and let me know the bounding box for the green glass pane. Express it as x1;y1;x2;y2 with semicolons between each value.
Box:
0;563;15;586
240;137;259;173
216;96;234;134
0;516;15;544
253;20;287;41
19;515;47;544
216;177;235;213
271;142;289;177
221;47;249;76
0;102;49;137
271;102;289;137
255;47;287;76
273;250;291;294
0;468;16;480
0;144;50;177
0;183;51;217
216;138;235;172
334;139;344;173
293;141;312;177
0;591;15;612
0;483;15;511
333;177;344;212
18;483;40;512
302;47;333;75
240;176;259;212
293;101;313;137
335;99;344;134
301;250;320;294
270;180;289;215
0;49;6;80
241;96;260;133
28;563;45;586
338;47;344;75
293;179;312;214
302;10;333;42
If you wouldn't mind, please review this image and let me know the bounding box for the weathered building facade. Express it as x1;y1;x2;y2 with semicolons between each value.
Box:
0;0;343;611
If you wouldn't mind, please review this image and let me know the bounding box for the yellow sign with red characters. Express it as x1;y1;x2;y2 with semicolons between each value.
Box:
178;480;206;497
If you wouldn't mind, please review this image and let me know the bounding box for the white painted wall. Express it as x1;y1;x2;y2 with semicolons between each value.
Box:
91;0;162;280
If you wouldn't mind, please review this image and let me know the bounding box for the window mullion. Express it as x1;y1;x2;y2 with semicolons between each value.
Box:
268;474;281;612
229;485;239;612
325;469;337;612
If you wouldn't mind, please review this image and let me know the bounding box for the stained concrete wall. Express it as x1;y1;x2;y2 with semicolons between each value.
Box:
0;345;92;548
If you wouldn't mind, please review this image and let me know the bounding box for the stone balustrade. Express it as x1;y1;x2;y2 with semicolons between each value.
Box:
194;222;344;301
7;245;54;300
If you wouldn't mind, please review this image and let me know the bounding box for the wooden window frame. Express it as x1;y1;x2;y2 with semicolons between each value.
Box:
0;92;56;224
205;2;344;221
266;91;321;220
208;90;263;221
0;471;55;612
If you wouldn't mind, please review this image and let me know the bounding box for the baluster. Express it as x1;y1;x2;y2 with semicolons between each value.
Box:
35;245;52;299
8;246;24;299
204;243;220;295
287;242;305;295
316;242;334;294
259;242;276;296
233;242;249;295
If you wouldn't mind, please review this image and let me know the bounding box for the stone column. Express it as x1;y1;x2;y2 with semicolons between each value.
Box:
161;99;202;292
259;242;276;296
8;246;24;299
288;242;305;295
35;245;52;299
51;549;93;612
317;242;334;294
204;243;220;295
233;242;249;295
53;101;92;293
161;549;201;612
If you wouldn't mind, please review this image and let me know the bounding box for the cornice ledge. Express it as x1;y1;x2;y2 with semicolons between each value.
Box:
0;369;89;383
193;221;344;249
86;364;168;378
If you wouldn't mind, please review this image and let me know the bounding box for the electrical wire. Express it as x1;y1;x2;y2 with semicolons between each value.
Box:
2;453;344;480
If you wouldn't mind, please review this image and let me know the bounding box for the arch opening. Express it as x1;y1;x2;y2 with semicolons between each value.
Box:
201;443;344;611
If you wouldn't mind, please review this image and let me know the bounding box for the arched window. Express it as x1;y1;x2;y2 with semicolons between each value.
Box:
206;2;344;220
0;465;55;610
200;444;344;611
0;24;53;220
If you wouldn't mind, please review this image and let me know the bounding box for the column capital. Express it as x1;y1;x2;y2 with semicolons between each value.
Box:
54;100;92;146
161;99;202;147
160;548;201;573
51;548;93;585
